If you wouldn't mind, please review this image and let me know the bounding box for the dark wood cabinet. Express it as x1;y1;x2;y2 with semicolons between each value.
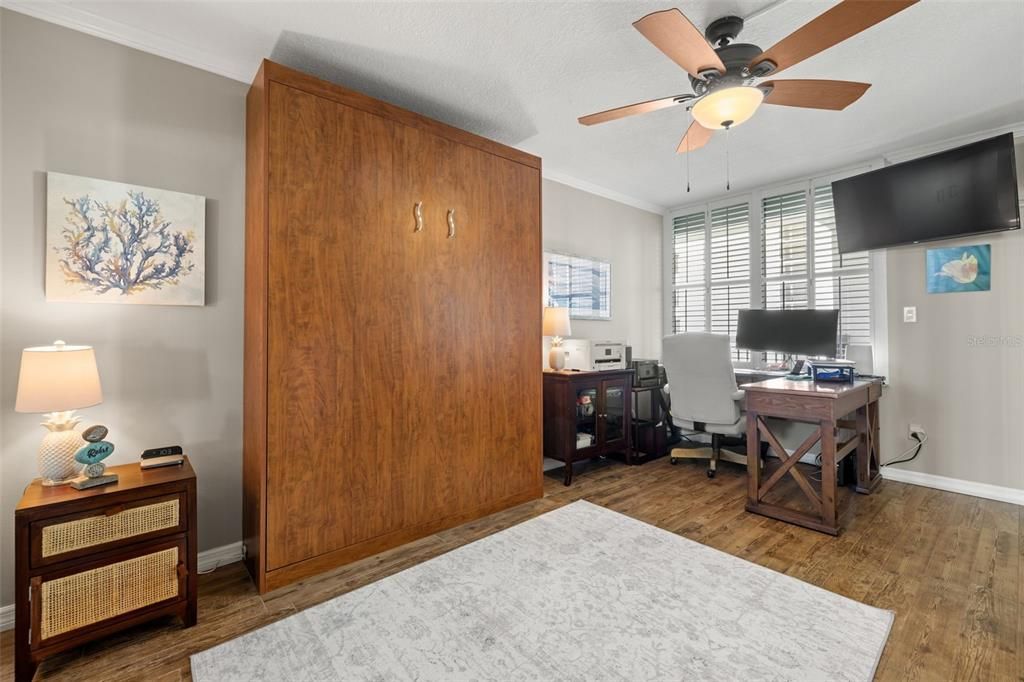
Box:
245;61;543;593
543;369;634;485
14;460;197;682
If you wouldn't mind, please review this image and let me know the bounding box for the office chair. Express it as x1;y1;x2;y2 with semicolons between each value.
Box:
662;332;760;478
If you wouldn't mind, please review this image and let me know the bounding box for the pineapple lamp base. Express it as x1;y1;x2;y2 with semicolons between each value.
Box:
38;410;85;486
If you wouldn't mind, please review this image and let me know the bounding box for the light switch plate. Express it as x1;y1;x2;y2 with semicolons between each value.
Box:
903;306;917;323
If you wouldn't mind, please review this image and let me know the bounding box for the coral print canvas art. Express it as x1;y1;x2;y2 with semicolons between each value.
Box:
926;244;991;294
46;172;205;305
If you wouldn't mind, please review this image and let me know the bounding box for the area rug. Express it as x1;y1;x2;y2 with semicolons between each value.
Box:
191;501;893;681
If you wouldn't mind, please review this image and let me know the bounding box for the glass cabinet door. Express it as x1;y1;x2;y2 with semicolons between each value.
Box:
601;380;627;445
574;386;599;450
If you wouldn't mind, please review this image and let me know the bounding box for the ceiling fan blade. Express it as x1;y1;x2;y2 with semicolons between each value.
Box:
578;95;691;126
749;0;918;76
761;80;871;110
634;9;726;79
676;120;714;154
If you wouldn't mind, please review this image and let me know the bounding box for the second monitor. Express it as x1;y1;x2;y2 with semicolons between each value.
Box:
736;309;839;358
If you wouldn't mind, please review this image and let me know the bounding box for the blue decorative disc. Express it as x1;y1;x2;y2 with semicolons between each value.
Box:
74;441;115;465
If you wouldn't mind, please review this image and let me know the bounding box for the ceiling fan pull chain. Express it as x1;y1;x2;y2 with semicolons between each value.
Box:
725;124;731;191
686;120;691;193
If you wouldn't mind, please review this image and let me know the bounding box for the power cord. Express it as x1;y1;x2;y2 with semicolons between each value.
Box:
882;432;927;467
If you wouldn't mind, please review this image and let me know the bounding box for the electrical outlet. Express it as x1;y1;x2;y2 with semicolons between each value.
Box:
908;423;925;439
903;306;917;323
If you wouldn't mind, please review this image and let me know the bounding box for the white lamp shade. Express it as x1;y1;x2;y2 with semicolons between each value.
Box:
691;86;764;130
542;307;572;338
15;341;103;413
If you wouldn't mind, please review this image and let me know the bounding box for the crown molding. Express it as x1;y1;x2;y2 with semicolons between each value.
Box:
1;0;253;83
542;169;666;215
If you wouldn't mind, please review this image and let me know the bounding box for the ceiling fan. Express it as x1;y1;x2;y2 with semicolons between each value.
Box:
579;1;919;154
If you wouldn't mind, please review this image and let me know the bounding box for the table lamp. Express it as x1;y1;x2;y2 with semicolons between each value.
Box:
543;307;572;371
15;340;103;486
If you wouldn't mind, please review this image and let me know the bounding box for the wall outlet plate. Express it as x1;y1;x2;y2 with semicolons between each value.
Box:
908;423;925;439
903;306;917;323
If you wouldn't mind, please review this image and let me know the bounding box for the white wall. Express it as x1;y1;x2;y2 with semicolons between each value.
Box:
881;135;1024;491
0;10;247;606
542;179;663;359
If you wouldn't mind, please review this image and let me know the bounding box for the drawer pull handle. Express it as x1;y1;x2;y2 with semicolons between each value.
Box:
414;201;424;232
447;209;456;239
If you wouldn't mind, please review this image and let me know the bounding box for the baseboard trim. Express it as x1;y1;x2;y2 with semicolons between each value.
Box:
0;539;245;632
883;468;1024;506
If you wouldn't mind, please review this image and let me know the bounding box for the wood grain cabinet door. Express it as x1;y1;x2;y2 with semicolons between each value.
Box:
265;83;401;570
445;146;543;511
390;124;459;528
482;154;543;503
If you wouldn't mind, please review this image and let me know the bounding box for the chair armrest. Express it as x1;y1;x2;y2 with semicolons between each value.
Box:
731;390;745;402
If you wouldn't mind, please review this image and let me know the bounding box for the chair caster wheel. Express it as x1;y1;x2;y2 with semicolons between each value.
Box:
707;469;716;479
670;457;678;465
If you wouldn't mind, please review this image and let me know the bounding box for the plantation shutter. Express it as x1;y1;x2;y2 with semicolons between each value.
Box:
813;185;872;346
762;190;810;311
709;203;750;361
671;212;707;333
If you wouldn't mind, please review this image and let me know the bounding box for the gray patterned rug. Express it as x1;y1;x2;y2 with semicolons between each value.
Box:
192;501;893;681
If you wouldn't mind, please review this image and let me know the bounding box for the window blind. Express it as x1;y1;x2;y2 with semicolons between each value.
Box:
668;184;872;364
671;211;706;334
762;190;808;279
812;185;871;346
709;203;750;361
673;212;705;287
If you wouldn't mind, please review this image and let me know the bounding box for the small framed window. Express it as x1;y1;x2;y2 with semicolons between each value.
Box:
544;251;610;320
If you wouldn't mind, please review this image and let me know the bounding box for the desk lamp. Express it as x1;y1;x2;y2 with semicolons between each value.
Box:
543;307;572;370
15;340;103;485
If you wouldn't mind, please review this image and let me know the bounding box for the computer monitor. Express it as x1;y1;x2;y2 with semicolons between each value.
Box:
736;309;839;357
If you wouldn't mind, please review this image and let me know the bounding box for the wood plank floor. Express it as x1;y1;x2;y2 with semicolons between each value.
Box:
3;454;1021;681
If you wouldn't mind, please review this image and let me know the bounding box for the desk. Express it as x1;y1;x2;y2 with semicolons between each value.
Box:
741;378;882;535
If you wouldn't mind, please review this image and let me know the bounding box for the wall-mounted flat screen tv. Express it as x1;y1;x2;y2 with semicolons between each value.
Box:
832;133;1020;253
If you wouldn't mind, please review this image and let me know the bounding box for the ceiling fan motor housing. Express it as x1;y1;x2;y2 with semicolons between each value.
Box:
689;42;763;93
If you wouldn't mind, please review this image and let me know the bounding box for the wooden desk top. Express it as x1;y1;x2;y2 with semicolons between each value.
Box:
739;377;877;398
16;457;195;512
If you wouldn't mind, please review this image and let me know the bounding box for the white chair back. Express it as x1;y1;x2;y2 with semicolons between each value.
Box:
662;333;741;425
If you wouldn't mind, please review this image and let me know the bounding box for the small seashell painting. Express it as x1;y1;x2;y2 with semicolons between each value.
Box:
926;244;991;294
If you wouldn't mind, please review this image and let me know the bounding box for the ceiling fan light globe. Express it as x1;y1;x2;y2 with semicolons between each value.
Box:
691;86;764;130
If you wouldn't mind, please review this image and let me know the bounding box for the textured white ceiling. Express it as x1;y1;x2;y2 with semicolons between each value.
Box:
17;0;1024;210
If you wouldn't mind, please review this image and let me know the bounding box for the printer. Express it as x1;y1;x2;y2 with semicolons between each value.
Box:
562;339;627;371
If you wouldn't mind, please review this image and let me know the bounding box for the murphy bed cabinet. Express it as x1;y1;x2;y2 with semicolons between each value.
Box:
244;61;543;592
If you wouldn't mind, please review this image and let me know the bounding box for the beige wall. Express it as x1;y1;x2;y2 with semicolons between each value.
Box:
542;179;663;359
881;138;1024;490
0;10;248;605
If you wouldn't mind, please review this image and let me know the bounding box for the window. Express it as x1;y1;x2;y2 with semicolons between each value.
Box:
545;252;610;320
671;212;705;333
668;179;874;365
812;185;871;347
709;204;750;362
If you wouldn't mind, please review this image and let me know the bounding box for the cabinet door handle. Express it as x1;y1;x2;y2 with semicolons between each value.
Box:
447;209;456;239
414;202;424;232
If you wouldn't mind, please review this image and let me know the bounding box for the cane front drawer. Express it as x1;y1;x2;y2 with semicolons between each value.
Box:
31;536;187;646
31;493;186;568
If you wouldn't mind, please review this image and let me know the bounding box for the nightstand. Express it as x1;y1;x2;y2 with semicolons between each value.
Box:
14;458;197;682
